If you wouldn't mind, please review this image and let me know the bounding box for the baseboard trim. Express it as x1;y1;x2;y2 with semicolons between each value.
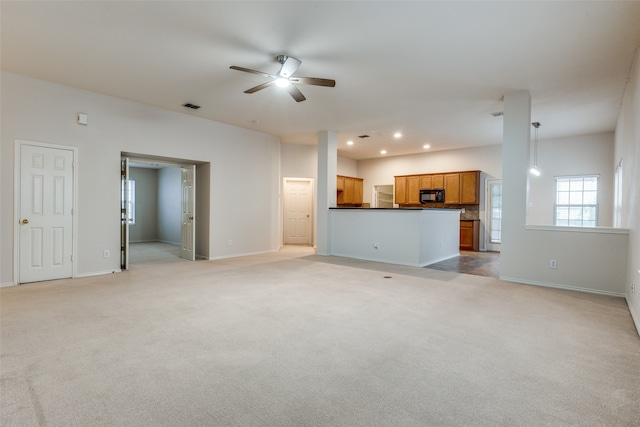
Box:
499;276;626;298
1;281;17;288
75;269;122;278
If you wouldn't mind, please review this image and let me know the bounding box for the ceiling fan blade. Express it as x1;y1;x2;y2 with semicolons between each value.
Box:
278;56;302;78
289;76;336;87
244;81;274;94
287;84;306;102
230;65;276;79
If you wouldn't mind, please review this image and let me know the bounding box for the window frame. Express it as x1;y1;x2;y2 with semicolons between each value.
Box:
553;174;599;228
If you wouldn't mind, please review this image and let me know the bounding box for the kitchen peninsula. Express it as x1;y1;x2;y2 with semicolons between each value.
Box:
329;207;461;267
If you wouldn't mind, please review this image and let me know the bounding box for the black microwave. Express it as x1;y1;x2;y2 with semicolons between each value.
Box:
420;189;444;203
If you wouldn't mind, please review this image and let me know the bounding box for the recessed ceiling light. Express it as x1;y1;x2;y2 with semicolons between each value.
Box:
393;132;402;138
423;144;431;149
380;150;387;155
347;140;354;145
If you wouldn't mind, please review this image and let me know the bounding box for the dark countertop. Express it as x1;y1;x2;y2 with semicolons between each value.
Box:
330;207;462;212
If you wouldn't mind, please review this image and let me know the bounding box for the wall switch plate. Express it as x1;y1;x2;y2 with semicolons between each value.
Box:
77;113;88;125
227;240;232;246
103;250;110;258
373;242;379;249
549;259;557;269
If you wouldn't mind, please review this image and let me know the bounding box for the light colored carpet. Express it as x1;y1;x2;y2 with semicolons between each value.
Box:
1;245;639;426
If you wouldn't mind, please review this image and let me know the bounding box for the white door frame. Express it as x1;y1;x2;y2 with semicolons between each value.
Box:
14;139;78;285
282;177;314;247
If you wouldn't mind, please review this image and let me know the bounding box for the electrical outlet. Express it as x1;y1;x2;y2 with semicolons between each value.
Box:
631;282;635;294
103;250;110;258
227;240;233;246
549;259;557;269
373;242;379;249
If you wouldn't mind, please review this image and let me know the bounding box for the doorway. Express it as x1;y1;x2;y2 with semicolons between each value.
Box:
121;154;199;269
15;140;77;284
283;178;313;246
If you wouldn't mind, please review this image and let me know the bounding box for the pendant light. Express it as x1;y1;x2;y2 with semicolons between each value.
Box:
530;122;541;176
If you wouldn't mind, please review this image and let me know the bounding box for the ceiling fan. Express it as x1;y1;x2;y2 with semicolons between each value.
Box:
230;55;336;102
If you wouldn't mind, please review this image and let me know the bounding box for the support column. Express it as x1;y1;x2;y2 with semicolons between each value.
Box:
501;90;531;278
316;131;337;255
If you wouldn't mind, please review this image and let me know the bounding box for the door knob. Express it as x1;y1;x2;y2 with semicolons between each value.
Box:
189;216;194;220
22;219;29;224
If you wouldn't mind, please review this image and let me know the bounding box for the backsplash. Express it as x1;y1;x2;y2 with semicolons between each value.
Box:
399;203;480;219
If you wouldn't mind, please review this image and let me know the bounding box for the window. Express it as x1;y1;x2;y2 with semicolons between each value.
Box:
614;160;622;227
121;178;136;225
489;182;502;243
554;175;598;227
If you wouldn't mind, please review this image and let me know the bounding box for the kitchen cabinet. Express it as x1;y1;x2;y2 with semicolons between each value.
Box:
444;173;460;204
460;220;480;251
337;175;363;206
444;171;480;205
394;170;479;205
420;175;432;189
460;171;479;204
431;174;444;189
407;176;421;204
394;176;407;204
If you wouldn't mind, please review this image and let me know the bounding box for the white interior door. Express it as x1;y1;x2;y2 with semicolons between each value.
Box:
181;165;196;260
284;178;312;245
19;143;74;283
485;179;502;252
120;158;130;270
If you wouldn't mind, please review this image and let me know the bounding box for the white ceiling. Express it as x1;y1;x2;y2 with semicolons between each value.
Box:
2;1;639;160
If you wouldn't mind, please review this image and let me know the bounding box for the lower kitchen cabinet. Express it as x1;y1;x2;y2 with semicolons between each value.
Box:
460;219;480;251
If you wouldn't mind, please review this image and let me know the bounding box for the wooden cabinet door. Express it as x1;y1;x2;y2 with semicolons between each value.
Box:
460;220;479;251
354;178;363;205
460;171;479;204
420;175;432;189
431;174;444;189
336;176;345;205
395;176;407;204
407;176;421;204
344;177;355;204
444;173;460;204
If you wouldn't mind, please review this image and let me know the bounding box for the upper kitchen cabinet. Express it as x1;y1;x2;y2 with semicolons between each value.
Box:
395;176;407;204
395;170;480;206
444;173;461;204
431;174;444;189
406;176;421;204
444;171;480;204
337;175;363;206
459;171;479;204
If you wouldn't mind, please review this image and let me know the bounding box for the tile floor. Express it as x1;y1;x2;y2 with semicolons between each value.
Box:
424;250;500;278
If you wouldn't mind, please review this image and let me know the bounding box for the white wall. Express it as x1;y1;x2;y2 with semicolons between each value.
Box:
1;72;281;284
614;48;640;331
129;167;159;243
280;142;358;179
157;167;181;245
528;132;614;226
500;91;628;297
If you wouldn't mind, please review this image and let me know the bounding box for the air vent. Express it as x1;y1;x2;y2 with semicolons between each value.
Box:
182;103;201;110
358;134;370;139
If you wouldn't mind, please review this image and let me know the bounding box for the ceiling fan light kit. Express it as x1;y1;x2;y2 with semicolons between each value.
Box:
230;55;336;102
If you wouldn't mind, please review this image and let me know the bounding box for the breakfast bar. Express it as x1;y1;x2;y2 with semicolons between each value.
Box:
329;208;461;267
